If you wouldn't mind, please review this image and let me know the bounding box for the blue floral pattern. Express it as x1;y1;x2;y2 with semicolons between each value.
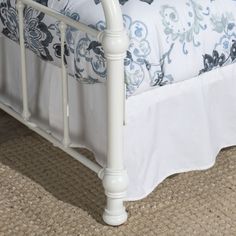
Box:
160;0;210;54
0;0;53;60
200;12;236;74
1;0;236;96
94;0;153;5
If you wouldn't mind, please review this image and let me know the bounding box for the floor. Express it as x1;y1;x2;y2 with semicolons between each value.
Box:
0;110;236;236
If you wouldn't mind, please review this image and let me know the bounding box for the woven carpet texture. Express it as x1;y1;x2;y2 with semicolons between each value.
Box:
0;110;236;236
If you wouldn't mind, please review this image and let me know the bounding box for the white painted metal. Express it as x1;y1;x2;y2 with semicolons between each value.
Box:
101;0;124;31
100;0;130;226
0;102;103;175
123;86;126;126
17;0;31;120
21;0;101;40
12;0;130;226
59;22;70;147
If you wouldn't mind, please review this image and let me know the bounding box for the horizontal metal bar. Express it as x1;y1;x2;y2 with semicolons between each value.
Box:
0;103;103;176
21;0;101;40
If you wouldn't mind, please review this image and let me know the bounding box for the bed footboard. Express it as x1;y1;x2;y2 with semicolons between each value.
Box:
8;0;129;226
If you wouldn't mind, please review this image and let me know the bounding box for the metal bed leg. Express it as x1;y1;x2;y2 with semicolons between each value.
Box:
100;0;129;224
102;42;129;226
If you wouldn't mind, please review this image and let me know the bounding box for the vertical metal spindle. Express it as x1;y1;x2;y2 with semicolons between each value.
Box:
123;84;126;126
17;0;30;120
59;22;70;147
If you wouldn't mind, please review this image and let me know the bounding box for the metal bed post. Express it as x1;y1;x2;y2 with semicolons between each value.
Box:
100;0;129;226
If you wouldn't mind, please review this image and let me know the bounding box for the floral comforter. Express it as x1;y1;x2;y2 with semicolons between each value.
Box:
1;0;236;96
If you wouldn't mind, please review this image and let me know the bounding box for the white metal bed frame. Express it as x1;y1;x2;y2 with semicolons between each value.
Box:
0;0;129;226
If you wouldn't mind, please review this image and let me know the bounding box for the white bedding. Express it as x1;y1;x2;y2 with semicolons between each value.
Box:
1;36;236;200
1;0;236;96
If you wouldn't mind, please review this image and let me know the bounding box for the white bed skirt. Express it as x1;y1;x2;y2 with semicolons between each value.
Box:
1;37;236;201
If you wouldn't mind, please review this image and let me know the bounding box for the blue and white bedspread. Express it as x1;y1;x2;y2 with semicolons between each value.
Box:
1;0;236;96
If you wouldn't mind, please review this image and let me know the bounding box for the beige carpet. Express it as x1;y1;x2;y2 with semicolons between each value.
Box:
0;110;236;236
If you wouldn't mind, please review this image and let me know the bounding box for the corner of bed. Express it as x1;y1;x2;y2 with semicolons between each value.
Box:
1;0;236;227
